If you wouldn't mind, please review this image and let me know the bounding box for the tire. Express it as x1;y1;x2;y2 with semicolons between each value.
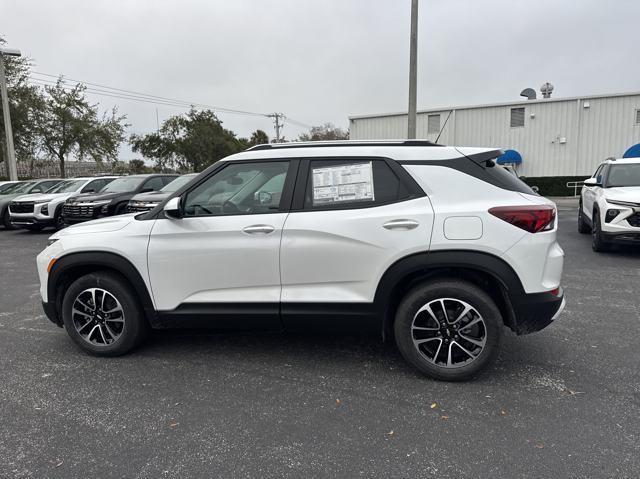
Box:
114;203;127;215
591;209;610;252
394;279;503;381
577;202;590;234
53;206;65;230
2;208;16;230
61;272;149;356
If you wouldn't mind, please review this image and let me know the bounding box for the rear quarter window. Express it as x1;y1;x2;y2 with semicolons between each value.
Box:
481;162;537;195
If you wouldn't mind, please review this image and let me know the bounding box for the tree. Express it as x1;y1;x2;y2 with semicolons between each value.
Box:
128;159;147;174
130;108;244;172
249;129;269;146
0;37;45;170
298;123;349;142
38;79;127;177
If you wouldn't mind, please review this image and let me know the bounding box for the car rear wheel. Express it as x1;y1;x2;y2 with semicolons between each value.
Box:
577;202;590;234
394;280;502;381
61;272;149;356
591;210;610;252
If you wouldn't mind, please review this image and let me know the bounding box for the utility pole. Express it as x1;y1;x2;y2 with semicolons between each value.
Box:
267;113;285;142
0;47;21;181
407;0;419;139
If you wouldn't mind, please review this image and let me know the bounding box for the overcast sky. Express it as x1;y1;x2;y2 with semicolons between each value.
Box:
2;0;639;156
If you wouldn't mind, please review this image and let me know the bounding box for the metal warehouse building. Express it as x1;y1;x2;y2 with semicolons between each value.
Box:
349;91;640;178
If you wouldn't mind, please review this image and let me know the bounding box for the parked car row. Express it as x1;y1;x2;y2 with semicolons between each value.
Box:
1;173;195;231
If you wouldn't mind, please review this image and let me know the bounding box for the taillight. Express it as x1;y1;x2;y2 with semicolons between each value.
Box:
488;205;556;233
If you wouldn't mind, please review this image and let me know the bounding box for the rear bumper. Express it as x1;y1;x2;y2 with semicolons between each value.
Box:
510;287;565;335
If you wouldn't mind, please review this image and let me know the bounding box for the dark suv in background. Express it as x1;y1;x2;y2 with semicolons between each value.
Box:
62;174;177;225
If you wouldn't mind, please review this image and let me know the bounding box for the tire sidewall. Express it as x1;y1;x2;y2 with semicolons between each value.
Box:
394;280;503;381
61;272;147;356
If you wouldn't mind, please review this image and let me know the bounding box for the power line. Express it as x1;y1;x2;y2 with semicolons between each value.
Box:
31;71;270;117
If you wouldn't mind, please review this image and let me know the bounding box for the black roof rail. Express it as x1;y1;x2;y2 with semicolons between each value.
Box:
247;140;442;151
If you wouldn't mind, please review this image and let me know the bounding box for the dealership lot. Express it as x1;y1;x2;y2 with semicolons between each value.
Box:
0;208;638;478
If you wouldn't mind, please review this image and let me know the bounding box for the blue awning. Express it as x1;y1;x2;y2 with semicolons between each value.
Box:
623;143;640;159
497;149;522;165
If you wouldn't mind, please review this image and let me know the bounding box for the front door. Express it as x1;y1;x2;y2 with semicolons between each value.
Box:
147;160;296;328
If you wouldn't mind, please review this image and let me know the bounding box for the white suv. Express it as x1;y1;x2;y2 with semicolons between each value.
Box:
10;176;117;231
37;141;565;381
578;158;640;251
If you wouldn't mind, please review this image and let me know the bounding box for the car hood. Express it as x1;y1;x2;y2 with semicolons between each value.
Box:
52;213;137;237
66;191;126;203
12;192;70;203
130;191;170;203
603;186;640;203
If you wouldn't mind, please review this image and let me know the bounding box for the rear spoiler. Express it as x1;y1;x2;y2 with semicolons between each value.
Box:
455;148;504;165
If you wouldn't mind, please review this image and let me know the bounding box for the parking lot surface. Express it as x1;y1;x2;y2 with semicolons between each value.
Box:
1;208;639;478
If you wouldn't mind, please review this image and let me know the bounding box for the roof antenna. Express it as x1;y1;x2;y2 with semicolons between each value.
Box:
435;110;453;144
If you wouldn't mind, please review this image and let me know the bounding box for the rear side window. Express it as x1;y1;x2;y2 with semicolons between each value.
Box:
482;161;536;194
303;159;410;209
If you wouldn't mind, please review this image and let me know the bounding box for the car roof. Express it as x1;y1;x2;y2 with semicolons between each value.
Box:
222;141;499;163
604;157;640;165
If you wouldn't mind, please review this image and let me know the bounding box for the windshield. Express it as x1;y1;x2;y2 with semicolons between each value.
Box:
6;182;36;194
160;174;197;193
100;176;145;193
605;164;640;187
0;183;20;194
46;179;86;194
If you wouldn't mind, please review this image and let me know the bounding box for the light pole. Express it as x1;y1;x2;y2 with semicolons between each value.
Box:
0;47;21;181
407;0;419;139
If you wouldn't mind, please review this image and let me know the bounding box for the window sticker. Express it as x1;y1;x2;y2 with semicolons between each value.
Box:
312;162;375;205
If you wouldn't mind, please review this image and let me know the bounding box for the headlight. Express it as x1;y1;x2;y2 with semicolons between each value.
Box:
41;204;49;215
605;209;621;222
47;238;58;247
34;199;49;204
607;199;639;207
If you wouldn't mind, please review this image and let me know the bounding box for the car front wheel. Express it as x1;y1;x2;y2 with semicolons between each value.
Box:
61;272;149;356
577;202;590;234
394;280;502;381
591;210;610;252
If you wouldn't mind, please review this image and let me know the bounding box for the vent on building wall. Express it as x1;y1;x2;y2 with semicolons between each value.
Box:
636;109;640;124
510;108;525;128
427;114;441;134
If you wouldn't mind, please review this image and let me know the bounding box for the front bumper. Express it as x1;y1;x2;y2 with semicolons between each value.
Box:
42;300;62;327
11;213;55;227
510;288;565;335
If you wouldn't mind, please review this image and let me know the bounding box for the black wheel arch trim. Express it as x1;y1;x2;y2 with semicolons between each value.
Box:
374;250;560;337
46;251;156;326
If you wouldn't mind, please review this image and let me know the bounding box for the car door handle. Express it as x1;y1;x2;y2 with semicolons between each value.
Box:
383;219;419;230
243;224;275;235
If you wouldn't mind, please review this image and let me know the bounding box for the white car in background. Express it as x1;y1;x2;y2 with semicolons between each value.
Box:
9;176;118;231
578;158;640;251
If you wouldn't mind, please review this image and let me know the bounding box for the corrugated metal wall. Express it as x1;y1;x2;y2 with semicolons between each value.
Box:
349;94;640;177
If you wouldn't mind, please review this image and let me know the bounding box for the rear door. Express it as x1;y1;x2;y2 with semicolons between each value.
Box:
280;157;433;310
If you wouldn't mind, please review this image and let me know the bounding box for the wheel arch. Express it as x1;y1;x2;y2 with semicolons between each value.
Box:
374;250;525;340
48;251;156;326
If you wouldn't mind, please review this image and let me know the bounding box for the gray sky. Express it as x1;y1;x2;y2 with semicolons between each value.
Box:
2;0;639;155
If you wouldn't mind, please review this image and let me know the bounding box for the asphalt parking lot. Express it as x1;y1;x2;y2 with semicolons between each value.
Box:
1;207;639;479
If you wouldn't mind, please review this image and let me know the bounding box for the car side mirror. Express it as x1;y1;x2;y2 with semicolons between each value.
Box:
163;197;182;218
584;177;601;187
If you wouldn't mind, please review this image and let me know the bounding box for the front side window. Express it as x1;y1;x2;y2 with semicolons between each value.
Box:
605;164;640;187
303;159;409;209
183;161;289;216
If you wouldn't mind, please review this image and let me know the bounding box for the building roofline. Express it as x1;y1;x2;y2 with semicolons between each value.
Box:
349;91;640;121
